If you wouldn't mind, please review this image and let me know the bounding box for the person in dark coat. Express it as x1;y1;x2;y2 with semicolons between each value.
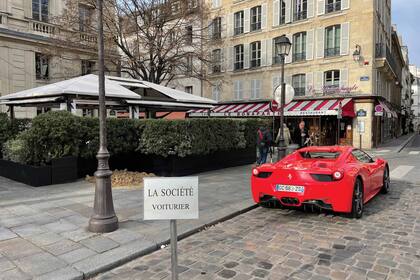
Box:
293;121;310;148
256;126;272;165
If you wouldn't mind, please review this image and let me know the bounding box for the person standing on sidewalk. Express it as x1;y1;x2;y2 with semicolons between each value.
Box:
293;121;310;148
256;126;272;165
275;123;292;147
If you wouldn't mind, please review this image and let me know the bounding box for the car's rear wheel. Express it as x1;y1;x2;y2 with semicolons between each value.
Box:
381;166;390;194
350;178;364;219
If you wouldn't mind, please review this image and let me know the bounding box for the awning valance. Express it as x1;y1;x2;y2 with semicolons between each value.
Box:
188;98;355;118
379;100;398;118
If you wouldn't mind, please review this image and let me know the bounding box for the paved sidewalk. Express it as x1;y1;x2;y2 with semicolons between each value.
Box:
95;181;420;280
0;165;254;280
367;133;416;153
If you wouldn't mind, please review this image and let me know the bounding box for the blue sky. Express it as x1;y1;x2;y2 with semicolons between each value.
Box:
392;0;420;66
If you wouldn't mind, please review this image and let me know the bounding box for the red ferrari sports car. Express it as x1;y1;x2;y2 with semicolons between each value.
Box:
251;146;390;218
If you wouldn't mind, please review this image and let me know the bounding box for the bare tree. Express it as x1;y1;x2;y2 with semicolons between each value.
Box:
100;0;215;85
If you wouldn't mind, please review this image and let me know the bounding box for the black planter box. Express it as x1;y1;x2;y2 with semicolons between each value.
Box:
0;159;51;187
51;156;78;184
0;156;78;187
77;148;256;177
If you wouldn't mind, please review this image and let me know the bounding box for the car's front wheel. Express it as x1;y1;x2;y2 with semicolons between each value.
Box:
381;166;390;194
350;178;364;219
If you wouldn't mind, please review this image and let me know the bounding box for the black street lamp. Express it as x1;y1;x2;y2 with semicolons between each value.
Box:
88;0;118;233
274;35;292;160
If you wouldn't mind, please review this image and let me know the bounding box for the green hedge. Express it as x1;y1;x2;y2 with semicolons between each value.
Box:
1;111;270;165
0;113;31;157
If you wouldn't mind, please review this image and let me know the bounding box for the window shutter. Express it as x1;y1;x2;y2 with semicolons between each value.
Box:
285;0;292;23
272;75;281;93
305;73;314;95
285;34;292;64
227;13;233;37
208;21;213;38
239;80;245;99
261;40;267;66
221;49;225;72
261;3;267;29
251;80;256;99
340;22;350;55
273;0;280;27
256;80;261;99
266;39;273;65
306;29;314;60
340;69;349;88
342;0;350;10
221;16;226;38
317;0;325;15
244;44;250;69
316;27;324;59
307;0;315;18
227;47;233;71
244;8;250;33
234;80;239;100
314;71;323;92
24;0;32;18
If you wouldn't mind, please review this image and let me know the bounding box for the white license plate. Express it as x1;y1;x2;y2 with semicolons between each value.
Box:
276;185;305;193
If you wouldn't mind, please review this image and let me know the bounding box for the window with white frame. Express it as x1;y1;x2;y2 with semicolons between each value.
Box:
234;11;244;35
250;6;261;31
234;80;244;100
292;74;306;96
185;86;193;94
250;41;261;68
212;17;222;39
324;70;340;88
186;55;193;75
35;53;49;80
325;25;341;57
234;44;244;70
251;80;262;99
185;26;193;45
293;32;306;62
294;0;307;21
212;84;221;101
326;0;341;13
280;0;286;24
81;60;94;75
79;4;93;32
32;0;49;22
212;49;222;73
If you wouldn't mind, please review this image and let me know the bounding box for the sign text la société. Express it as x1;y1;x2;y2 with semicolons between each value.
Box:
144;177;199;220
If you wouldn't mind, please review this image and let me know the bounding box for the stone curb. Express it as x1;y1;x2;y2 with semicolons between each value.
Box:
69;204;259;280
397;133;416;153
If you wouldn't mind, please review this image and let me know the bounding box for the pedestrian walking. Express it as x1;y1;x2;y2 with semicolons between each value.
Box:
256;126;272;165
293;121;310;148
275;123;292;146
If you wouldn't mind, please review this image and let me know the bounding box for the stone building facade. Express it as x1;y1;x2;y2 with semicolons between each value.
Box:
0;0;119;118
203;0;406;149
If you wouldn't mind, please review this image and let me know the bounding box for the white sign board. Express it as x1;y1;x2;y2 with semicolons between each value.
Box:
144;177;199;220
357;121;365;133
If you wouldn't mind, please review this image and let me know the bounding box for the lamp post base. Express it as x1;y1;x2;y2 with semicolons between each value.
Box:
88;215;118;233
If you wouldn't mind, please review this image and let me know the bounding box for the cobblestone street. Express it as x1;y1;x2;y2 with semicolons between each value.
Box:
95;180;420;280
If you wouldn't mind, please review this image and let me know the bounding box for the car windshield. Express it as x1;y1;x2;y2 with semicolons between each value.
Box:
300;152;341;159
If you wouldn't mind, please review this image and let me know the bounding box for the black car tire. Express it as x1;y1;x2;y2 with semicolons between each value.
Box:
350;178;364;219
381;165;390;194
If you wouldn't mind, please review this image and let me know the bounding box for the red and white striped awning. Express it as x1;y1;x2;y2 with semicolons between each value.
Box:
379;100;398;118
188;98;355;118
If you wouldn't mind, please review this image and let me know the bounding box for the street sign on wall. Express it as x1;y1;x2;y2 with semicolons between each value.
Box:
357;109;367;117
144;177;199;220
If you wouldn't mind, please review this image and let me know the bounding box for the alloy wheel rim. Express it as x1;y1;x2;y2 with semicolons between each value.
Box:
384;169;390;191
354;182;363;214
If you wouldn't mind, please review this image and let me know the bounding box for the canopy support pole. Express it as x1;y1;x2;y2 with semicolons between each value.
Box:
9;106;14;120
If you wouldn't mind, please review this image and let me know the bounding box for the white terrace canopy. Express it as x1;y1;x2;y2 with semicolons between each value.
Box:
0;74;216;118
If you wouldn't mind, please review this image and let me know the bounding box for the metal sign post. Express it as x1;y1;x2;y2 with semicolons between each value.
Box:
170;219;178;280
144;177;199;280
